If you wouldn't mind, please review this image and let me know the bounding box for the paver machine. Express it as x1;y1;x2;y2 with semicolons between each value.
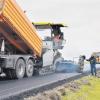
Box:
33;22;67;75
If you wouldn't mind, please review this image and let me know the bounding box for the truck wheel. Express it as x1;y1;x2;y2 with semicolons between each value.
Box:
25;59;34;77
15;59;25;79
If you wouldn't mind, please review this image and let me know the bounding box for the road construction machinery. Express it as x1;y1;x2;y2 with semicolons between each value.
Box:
0;0;66;79
33;22;66;75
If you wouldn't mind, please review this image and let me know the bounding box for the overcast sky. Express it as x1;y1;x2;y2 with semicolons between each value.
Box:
16;0;100;60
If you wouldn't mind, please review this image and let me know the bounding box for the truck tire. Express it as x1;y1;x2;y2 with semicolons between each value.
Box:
15;59;25;79
25;59;34;77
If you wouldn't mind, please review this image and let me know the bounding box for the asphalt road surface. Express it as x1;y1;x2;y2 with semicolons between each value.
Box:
0;63;100;100
0;72;80;100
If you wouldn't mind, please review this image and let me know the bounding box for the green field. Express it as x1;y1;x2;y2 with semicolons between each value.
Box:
62;76;100;100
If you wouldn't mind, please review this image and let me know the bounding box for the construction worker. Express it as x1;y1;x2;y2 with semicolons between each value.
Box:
78;55;86;73
87;55;96;76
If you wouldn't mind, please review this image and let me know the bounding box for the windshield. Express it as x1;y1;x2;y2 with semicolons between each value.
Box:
37;29;51;40
36;27;65;40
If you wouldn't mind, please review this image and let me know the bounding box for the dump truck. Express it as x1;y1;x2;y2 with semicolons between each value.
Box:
0;0;66;79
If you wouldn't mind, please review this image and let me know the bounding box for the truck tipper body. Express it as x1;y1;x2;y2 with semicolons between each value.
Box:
0;0;66;79
0;0;42;56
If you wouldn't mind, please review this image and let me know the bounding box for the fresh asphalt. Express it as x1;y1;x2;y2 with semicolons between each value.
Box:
0;73;81;100
0;63;100;100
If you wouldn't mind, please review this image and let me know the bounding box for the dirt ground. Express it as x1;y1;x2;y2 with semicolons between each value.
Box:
24;71;100;100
